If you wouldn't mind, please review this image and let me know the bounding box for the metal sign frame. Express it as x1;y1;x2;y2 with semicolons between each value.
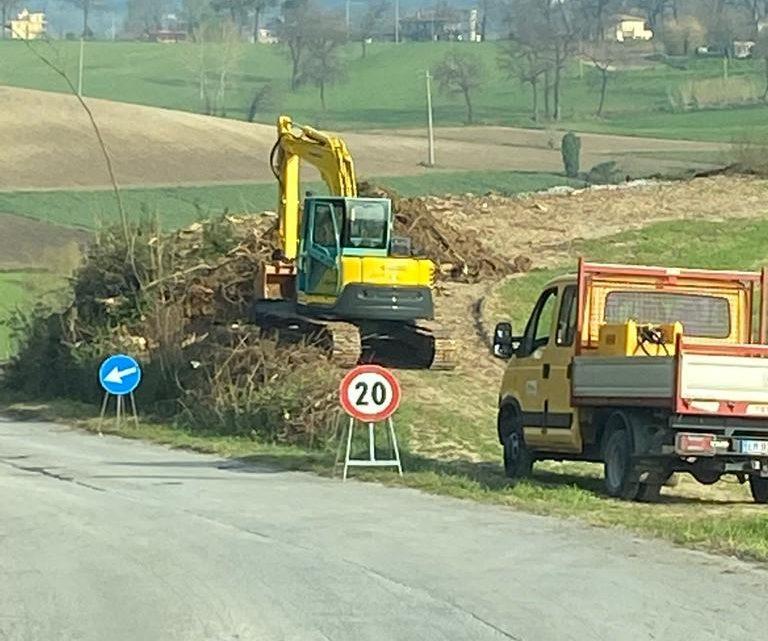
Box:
338;365;403;479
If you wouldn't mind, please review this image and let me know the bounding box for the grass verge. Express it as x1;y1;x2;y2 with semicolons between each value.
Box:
2;392;766;563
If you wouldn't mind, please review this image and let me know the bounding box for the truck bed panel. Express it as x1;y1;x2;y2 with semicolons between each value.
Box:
572;356;675;400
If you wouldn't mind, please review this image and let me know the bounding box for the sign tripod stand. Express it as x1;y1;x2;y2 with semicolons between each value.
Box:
97;354;143;436
338;364;404;480
343;415;403;480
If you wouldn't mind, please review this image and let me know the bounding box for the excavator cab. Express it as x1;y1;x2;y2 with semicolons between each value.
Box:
296;196;435;322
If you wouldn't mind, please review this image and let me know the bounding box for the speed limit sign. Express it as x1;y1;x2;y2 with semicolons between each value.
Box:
339;364;401;423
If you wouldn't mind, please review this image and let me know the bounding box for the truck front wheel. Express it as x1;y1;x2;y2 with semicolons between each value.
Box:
499;407;533;481
749;476;768;503
603;427;639;500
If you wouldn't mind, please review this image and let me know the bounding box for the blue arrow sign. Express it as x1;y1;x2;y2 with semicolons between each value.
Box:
98;354;142;396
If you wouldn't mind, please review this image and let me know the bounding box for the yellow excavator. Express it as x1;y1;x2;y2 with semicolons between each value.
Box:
250;115;456;370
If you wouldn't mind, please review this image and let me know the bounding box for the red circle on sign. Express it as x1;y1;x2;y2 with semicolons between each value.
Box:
339;364;401;422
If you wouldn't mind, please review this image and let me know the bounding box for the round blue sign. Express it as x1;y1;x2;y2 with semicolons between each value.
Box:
98;354;142;396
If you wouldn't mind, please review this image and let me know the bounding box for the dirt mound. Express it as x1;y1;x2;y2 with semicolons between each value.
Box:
384;176;768;272
358;181;531;283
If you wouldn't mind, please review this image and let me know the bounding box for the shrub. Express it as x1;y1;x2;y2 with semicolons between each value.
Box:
669;77;760;111
586;161;623;184
561;132;581;178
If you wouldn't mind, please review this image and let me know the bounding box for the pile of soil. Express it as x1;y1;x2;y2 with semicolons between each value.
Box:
358;182;532;282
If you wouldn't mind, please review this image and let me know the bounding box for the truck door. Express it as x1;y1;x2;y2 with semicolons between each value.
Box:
542;284;582;452
298;200;342;305
514;287;559;448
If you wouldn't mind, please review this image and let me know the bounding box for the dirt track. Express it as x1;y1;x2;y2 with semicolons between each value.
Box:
0;86;726;190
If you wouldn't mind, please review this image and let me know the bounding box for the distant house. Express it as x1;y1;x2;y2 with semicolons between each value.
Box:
733;40;756;59
399;8;480;42
147;29;187;43
614;14;653;42
146;13;187;43
256;28;278;44
6;8;46;40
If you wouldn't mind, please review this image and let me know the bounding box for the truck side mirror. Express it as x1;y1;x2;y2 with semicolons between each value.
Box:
493;321;516;359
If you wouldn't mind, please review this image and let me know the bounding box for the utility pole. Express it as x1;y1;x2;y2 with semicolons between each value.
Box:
345;0;350;39
425;70;435;167
77;37;84;97
394;0;399;43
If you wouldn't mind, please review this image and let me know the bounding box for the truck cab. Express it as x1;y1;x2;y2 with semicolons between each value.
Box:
493;260;768;503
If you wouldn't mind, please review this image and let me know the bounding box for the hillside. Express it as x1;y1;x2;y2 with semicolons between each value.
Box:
0;87;723;190
1;40;768;140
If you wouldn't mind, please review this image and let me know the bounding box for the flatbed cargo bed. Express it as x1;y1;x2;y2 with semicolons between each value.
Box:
573;341;768;418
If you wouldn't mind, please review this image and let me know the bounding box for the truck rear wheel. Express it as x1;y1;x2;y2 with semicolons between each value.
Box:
636;482;662;502
603;427;639;500
749;476;768;503
499;407;533;482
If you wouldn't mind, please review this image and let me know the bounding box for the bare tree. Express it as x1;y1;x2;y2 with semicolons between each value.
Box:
298;17;346;109
754;28;768;99
187;19;245;116
582;43;613;117
278;0;316;90
252;0;278;42
1;0;18;38
576;0;619;41
505;0;581;121
432;49;486;124
182;0;213;35
498;41;547;122
126;0;170;36
246;82;276;121
358;0;389;58
63;0;104;38
636;0;675;29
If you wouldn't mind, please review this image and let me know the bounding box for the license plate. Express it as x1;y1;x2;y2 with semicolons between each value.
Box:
739;439;768;455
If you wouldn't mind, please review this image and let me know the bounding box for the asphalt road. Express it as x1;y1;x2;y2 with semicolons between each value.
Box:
1;417;767;641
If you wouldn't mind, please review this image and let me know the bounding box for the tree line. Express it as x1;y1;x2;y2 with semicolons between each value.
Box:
433;0;768;124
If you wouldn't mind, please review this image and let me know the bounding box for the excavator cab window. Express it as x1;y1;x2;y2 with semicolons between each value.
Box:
312;202;339;251
343;200;388;250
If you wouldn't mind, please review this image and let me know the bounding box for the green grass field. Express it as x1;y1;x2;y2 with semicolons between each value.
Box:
2;39;768;140
0;270;66;359
0;170;578;230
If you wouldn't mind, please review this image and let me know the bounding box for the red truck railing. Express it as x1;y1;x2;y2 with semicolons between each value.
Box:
575;258;767;356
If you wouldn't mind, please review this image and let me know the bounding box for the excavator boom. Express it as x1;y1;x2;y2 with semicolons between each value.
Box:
272;115;357;260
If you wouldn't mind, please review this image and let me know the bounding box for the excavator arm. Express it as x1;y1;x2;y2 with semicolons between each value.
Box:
270;115;358;260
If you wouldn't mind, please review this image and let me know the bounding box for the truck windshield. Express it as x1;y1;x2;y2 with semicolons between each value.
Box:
604;291;731;338
344;201;388;250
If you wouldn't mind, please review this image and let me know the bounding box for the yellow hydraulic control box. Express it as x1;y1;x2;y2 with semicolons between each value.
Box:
597;320;683;357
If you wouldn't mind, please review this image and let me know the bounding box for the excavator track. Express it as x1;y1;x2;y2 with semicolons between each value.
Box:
420;321;458;371
250;301;362;368
359;320;457;370
250;302;456;371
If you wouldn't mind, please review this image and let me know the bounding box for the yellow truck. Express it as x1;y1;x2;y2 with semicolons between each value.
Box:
492;259;768;502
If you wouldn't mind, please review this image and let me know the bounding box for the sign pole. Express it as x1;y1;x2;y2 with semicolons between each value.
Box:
129;392;139;427
98;392;109;436
425;70;436;167
343;416;354;481
388;417;403;475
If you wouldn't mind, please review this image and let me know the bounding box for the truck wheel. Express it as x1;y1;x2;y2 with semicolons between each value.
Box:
603;428;639;500
636;483;662;502
749;476;768;503
500;408;533;481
